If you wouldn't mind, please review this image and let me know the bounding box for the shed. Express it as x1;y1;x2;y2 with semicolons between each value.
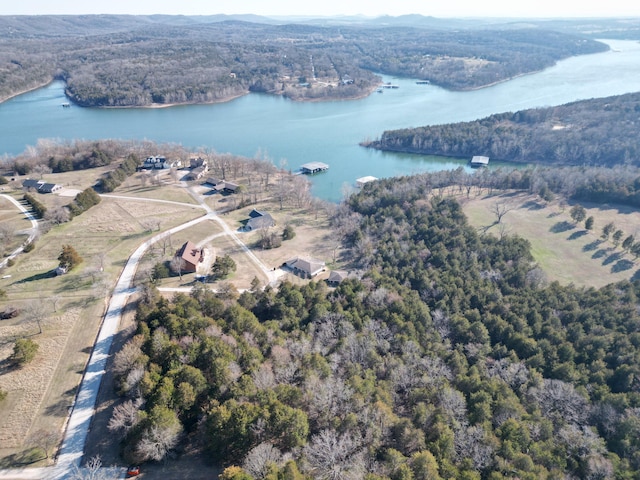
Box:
327;270;348;286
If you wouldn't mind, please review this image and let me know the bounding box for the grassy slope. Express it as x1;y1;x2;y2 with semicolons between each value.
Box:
461;191;640;288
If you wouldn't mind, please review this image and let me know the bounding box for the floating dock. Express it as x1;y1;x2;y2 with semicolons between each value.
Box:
470;155;490;167
356;176;378;187
300;162;329;174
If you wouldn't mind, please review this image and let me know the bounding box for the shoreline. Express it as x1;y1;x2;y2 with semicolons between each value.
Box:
0;79;55;105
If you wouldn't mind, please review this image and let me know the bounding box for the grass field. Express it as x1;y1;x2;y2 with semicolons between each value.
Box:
460;191;640;288
0;172;205;466
0;165;341;469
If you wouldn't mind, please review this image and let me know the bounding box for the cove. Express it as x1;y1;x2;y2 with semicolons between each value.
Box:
2;39;640;201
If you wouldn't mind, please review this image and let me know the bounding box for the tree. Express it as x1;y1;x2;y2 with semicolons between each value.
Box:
133;406;182;462
492;200;514;224
219;466;254;480
23;299;48;334
282;224;296;240
601;222;615;241
11;338;39;366
27;428;59;459
612;229;624;247
569;204;586;224
170;256;186;280
622;234;635;252
0;224;15;256
584;216;594;231
212;254;237;279
58;244;83;271
69;455;113;480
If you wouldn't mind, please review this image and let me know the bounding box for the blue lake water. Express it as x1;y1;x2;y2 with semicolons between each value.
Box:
2;39;640;201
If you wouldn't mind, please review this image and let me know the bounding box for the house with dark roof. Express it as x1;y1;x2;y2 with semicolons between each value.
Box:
184;166;208;181
327;270;348;286
243;210;275;231
22;179;63;193
39;183;63;193
284;257;326;278
175;241;204;273
204;177;223;187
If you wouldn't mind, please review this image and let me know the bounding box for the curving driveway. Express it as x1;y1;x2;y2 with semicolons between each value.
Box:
0;194;39;269
0;189;279;479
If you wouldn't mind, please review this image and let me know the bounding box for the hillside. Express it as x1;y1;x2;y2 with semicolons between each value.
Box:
365;91;640;167
103;174;640;479
0;15;607;106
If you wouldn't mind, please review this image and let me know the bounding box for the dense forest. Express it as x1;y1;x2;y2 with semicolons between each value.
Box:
106;172;640;479
365;91;640;168
0;15;607;106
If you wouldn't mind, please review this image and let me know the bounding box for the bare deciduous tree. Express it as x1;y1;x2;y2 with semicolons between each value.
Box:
303;429;366;480
108;398;144;438
492;199;515;224
243;443;283;479
27;428;59;460
23;299;48;334
170;256;185;280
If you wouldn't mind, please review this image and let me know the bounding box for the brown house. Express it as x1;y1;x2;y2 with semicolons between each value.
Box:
175;241;204;273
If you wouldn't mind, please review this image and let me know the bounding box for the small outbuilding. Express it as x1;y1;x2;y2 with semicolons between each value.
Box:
327;270;348;286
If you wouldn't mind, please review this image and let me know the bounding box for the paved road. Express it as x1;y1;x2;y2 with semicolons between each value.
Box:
0;189;279;479
0;194;39;269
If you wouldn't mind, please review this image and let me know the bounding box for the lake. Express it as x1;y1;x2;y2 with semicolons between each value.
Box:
3;39;640;201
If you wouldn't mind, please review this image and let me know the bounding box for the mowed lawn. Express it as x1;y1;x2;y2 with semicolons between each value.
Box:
461;192;640;288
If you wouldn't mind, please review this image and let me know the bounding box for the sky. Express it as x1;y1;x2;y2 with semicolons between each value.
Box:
2;0;640;18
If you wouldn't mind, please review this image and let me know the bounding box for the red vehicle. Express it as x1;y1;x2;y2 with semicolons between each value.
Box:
126;466;140;477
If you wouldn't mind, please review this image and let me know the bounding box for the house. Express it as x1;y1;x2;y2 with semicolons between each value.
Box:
175;241;204;273
219;182;239;194
244;210;275;231
327;270;348;286
39;183;63;194
470;155;490;167
22;179;63;193
142;155;171;169
284;257;326;278
190;157;207;169
22;179;43;190
204;177;224;187
300;162;329;174
184;166;208;181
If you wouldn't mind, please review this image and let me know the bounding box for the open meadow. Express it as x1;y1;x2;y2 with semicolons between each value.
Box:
460;191;640;288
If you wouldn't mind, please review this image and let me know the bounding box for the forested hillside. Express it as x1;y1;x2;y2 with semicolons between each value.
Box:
110;174;640;479
365;91;640;167
0;15;607;106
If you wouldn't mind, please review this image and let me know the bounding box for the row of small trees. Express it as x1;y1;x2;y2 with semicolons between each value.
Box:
570;204;640;256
